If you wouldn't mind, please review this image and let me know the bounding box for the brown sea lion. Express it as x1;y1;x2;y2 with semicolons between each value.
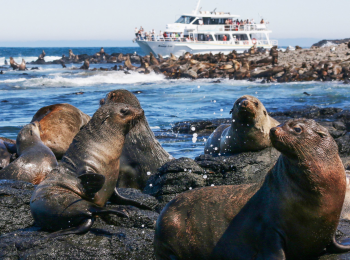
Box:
124;55;137;70
31;103;90;159
80;59;89;70
155;119;350;259
100;89;171;189
205;95;279;155
30;103;144;236
341;172;350;220
68;49;75;59
0;122;57;184
18;59;26;70
149;52;159;65
9;57;19;70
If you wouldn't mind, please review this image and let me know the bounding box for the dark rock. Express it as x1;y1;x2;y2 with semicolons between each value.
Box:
0;180;35;235
172;119;231;134
195;147;280;186
117;188;159;211
312;38;350;47
1;100;9;103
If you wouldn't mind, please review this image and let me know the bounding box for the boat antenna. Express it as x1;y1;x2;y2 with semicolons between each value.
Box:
212;8;217;14
193;0;201;14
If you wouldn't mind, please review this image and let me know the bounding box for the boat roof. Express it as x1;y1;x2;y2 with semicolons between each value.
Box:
182;12;240;18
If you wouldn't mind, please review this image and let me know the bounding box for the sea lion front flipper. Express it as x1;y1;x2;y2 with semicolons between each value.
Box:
90;205;130;218
326;235;350;253
48;218;95;238
109;188;153;210
4;142;17;154
78;173;105;198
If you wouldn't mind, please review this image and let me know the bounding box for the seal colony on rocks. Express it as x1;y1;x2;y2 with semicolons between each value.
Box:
0;122;57;184
204;95;279;155
30;103;145;235
155;119;350;259
31;103;90;159
100;89;172;190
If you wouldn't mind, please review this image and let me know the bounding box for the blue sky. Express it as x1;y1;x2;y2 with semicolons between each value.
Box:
0;0;348;47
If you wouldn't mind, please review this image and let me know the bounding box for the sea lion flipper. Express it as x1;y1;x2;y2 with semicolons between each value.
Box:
326;235;350;253
78;173;105;197
90;205;130;218
109;188;153;210
4;142;17;154
48;218;95;238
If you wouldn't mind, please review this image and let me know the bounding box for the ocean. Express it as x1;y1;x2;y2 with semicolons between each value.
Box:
0;47;349;159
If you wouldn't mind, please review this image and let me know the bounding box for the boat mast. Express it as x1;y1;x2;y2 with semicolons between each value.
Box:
193;0;201;14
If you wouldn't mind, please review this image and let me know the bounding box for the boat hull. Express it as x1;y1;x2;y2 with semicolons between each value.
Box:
136;40;273;57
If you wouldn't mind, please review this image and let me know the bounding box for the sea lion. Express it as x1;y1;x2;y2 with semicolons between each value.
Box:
0;139;12;169
38;50;46;60
80;59;89;70
30;103;144;235
155;119;350;259
205;95;279;155
149;52;159;65
68;49;75;59
124;55;137;70
100;89;171;189
9;57;19;70
31;103;90;159
341;172;350;220
0;122;57;184
18;59;26;70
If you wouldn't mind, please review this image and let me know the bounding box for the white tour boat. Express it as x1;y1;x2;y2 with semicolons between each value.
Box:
134;0;278;57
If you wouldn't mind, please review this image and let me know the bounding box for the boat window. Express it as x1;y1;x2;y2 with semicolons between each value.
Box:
191;19;199;25
249;33;267;40
215;34;231;41
232;34;249;41
203;17;211;24
197;34;214;41
175;16;196;24
209;19;227;25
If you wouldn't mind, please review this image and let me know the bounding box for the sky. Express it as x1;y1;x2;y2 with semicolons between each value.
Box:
0;0;349;47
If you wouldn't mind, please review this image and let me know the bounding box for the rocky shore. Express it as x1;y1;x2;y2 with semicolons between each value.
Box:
2;106;350;259
7;40;345;84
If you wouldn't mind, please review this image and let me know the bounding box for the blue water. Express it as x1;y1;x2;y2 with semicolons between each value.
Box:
0;47;349;159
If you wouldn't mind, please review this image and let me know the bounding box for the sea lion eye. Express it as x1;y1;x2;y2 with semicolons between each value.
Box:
120;108;129;115
254;102;259;107
294;127;302;133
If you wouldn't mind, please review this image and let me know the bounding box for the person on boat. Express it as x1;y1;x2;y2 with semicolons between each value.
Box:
260;19;265;24
163;32;167;39
223;35;227;41
180;32;184;39
135;27;138;37
251;18;255;24
186;37;191;42
199;19;203;26
206;35;211;41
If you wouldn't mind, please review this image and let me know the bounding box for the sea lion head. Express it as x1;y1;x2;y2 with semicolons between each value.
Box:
16;122;41;154
95;103;144;134
230;95;268;124
100;89;142;109
270;119;337;160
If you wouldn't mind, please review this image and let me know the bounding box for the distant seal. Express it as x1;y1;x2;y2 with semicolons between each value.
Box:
205;95;279;155
0;122;57;184
9;57;19;70
155;119;350;259
124;55;137;70
68;49;75;59
149;52;159;65
100;89;171;189
38;50;46;60
30;103;145;235
31;103;90;159
18;59;26;70
80;59;89;70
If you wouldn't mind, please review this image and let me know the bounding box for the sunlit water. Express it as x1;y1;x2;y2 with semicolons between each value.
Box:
0;47;349;159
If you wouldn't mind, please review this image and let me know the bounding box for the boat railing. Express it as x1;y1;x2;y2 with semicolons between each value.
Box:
222;24;268;31
136;36;278;46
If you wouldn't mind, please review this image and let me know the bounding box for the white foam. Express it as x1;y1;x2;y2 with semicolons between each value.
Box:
0;56;61;65
14;71;166;87
321;41;339;47
0;78;27;83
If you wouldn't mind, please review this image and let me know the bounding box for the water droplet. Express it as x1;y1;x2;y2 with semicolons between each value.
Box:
189;187;192;190
211;184;215;186
232;119;235;122
149;184;153;187
198;86;200;88
191;126;196;131
214;100;216;103
142;224;145;227
147;172;151;176
203;175;208;179
220;109;223;112
214;147;218;151
184;169;187;171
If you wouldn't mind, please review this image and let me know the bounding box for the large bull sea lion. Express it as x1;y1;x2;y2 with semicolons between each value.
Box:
100;89;171;189
205;95;279;155
9;57;19;70
18;59;26;70
30;103;145;235
31;103;90;159
0;122;57;184
155;119;350;259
